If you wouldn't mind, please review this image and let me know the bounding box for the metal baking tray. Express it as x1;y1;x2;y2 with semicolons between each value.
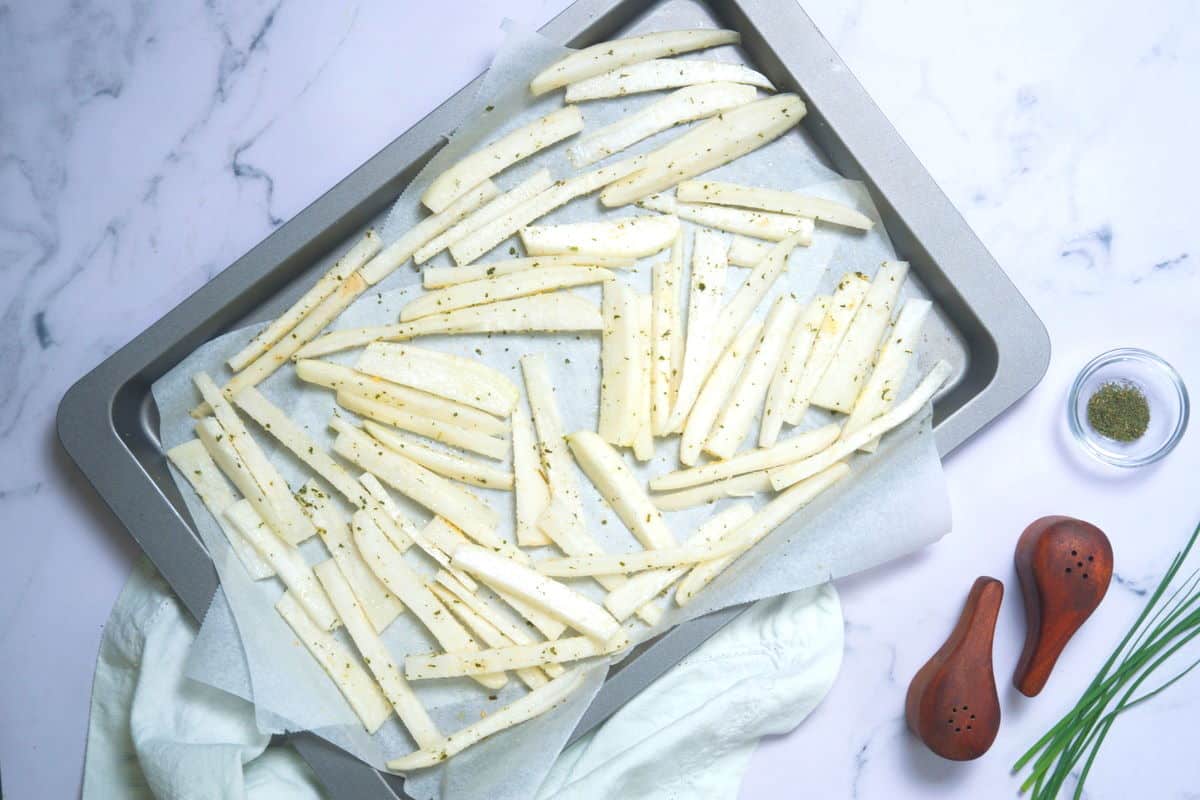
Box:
58;0;1049;795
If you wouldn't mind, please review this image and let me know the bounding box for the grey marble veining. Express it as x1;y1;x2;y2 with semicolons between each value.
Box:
1;0;1198;798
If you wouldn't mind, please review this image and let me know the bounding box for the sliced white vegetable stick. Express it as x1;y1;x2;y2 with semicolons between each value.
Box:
405;630;625;680
193;373;314;544
428;583;549;690
568;82;758;167
567;431;675;549
677;463;850;605
726;235;773;267
512;404;551;547
375;505;478;594
710;230;807;359
519;215;679;259
666;229;728;432
652;423;839;493
676;179;874;231
601;94;806;207
679;321;762;466
295;359;507;436
760;296;830;446
166;439;275;580
449;156;646;265
386;669;587;772
705;295;801;459
565;58;772;102
639;193;814;243
363;420;511;490
531;29;741;95
519;355;648;614
422;108;583;213
434;572;566;676
232;386;364;504
603;504;753;620
275;591;392;734
224;499;338;630
358;181;499;285
228;231;382;371
786;272;872;425
841;298;933;452
194;417;292;546
423;255;634;289
811;261;909;413
597;281;641;446
401;266;613;323
538;539;751;577
296;293;605;358
336;391;508;460
443;571;568;646
651;233;685;435
298;480;403;630
770;360;953;490
652;471;772;511
632;295;655;461
200;272;369;413
311;560;441;744
452;544;623;645
354;473;417;558
420;516;517;567
332;422;498;543
414;170;554;264
350;512;507;690
356;342;519;418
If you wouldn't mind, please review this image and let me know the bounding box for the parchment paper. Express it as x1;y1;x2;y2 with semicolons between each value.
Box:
157;22;953;800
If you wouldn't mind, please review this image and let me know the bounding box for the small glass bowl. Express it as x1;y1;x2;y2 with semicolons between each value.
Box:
1068;348;1189;467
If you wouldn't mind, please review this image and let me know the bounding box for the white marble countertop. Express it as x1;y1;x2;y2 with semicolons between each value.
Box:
2;1;1198;797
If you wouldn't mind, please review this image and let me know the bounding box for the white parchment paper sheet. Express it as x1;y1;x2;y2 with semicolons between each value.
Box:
156;21;953;800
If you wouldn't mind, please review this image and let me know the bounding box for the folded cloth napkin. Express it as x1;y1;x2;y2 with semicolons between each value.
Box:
83;557;843;799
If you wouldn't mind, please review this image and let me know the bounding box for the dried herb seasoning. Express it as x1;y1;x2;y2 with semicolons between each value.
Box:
1086;381;1150;442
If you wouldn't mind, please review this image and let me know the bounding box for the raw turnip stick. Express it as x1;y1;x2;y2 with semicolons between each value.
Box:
785;272;871;425
650;232;685;435
336;391;508;460
652;471;772;511
632;294;655;461
422;107;583;213
679;320;762;466
651;423;839;493
295;359;506;436
600;95;806;207
296;293;604;357
364;421;512;490
519;215;679;259
400;266;614;322
677;463;850;604
414;170;554;264
385;670;587;772
676;179;874;230
597;281;641;446
356;342;519;418
194;417;292;548
567;82;757;166
275;591;392;734
665;229;728;432
531;29;741;95
427;583;549;690
726;235;774;267
422;255;633;288
405;632;624;680
841;298;933;452
166;439;275;580
770;360;952;490
810;261;909;413
705;295;801;459
709;229;807;360
759;296;830;446
228;231;381;371
565;59;773;103
449;155;645;265
639;193;814;243
512;404;551;547
566;431;675;549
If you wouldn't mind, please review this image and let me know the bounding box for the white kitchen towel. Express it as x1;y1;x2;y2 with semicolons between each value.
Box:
82;558;843;800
